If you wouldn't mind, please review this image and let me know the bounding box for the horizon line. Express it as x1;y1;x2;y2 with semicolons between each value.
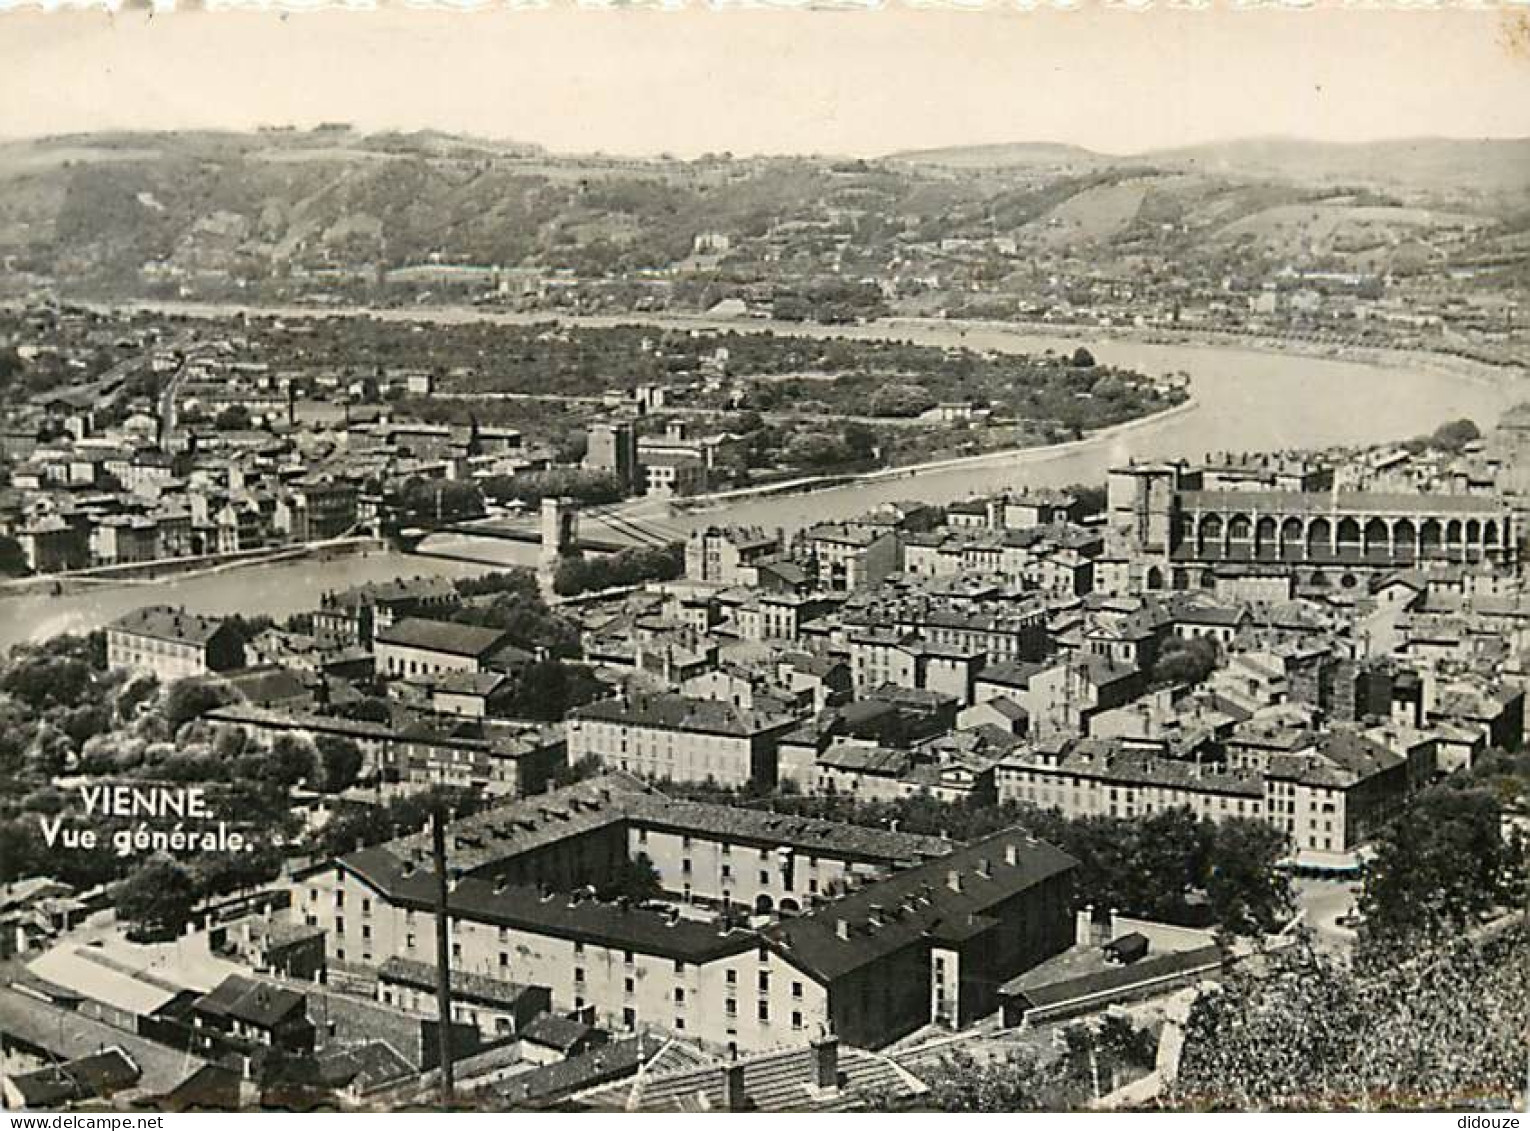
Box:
2;126;1528;164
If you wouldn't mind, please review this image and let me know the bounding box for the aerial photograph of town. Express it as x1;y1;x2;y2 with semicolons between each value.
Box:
0;3;1525;1117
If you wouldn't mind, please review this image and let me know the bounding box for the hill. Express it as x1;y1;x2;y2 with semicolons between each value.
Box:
0;128;1522;303
885;141;1106;172
1144;136;1530;198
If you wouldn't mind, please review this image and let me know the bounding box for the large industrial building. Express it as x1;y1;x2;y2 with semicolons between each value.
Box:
292;773;1076;1054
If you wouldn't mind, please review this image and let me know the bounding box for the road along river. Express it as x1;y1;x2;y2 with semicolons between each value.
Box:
1;311;1523;652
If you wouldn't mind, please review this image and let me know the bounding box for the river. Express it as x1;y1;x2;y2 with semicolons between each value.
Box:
2;313;1524;652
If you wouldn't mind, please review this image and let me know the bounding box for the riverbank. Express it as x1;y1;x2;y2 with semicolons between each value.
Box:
672;394;1200;514
3;300;1523;651
82;296;1524;385
898;314;1525;393
0;536;386;602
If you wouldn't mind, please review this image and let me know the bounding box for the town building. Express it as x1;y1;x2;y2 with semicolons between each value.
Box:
566;691;799;789
105;606;246;681
373;618;510;681
290;774;1076;1053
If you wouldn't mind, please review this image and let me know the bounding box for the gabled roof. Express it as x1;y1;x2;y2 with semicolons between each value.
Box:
377;956;539;1010
497;1034;665;1108
522;1012;599;1053
769;827;1077;982
315;1040;415;1093
108;605;232;647
7;1047;141;1107
193;974;307;1030
374;617;507;658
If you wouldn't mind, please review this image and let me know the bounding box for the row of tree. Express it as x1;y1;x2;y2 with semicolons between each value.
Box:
552;544;685;597
668;784;1294;939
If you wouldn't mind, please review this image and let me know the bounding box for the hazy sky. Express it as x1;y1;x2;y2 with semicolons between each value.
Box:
2;5;1528;157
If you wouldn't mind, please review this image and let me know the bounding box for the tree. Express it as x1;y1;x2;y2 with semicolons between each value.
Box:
1429;417;1480;454
262;733;318;789
215;404;253;431
314;735;364;794
1361;786;1506;939
1064;482;1108;518
868;382;936;418
509;660;603;721
115;853;199;941
333;697;392;724
838;422;876;461
599;851;663;902
0;533;29;577
907;1047;1065;1111
1170;926;1528;1109
1151;636;1218;687
162;676;235;731
1204;818;1294;937
1070;347;1097;368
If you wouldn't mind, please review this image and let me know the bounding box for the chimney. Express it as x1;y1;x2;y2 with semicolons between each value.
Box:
835;919;850;941
975;857;992;879
946;869;962;894
867;904;884;927
721;1059;748;1112
1004;843;1019;867
812;1031;840;1092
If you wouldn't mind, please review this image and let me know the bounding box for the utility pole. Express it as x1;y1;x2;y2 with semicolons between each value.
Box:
430;810;456;1107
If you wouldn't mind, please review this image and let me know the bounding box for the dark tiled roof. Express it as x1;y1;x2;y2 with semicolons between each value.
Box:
770;827;1077;982
1267;731;1405;788
621;793;949;863
337;867;759;966
496;1034;665;1107
374;618;508;658
377;957;540;1010
315;1040;416;1092
194;974;306;1030
8;1048;141;1107
977;661;1048;690
109;605;231;646
521;1013;598;1053
571;692;795;738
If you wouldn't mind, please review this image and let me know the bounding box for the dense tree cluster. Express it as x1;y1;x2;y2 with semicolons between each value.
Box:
889;1014;1159;1111
481;468;622;508
552;543;685;597
1402;416;1483;456
392;476;485;524
667;785;1293;937
1359;769;1526;941
450;569;581;656
311;785;490;861
1168;922;1528;1109
1150;636;1220;688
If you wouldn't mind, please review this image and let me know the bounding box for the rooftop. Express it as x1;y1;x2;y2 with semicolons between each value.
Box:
770;826;1077;982
108;605;232;647
571;691;796;737
374;617;508;658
